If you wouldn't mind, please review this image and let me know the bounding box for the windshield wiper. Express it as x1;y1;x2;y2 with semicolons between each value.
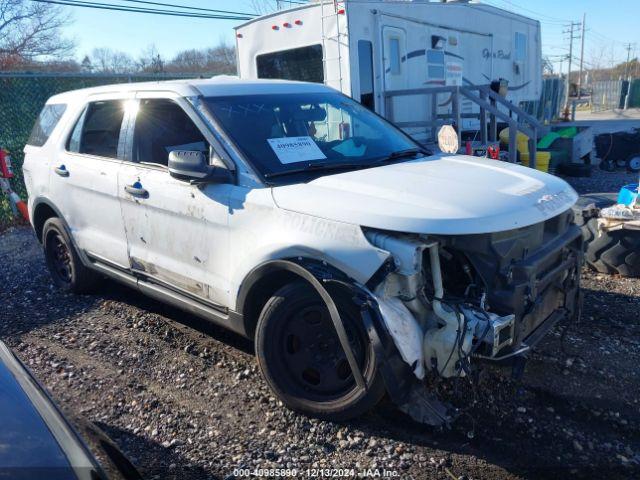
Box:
264;148;431;180
264;162;368;179
373;147;430;164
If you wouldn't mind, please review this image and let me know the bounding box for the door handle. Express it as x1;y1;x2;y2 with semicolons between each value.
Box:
125;183;149;199
54;165;69;177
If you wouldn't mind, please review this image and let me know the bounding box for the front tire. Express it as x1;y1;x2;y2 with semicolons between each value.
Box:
42;217;100;293
255;281;385;421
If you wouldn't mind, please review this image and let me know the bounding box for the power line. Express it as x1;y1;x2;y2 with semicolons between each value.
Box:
484;0;572;24
31;0;254;19
563;20;580;110
116;0;255;17
588;29;626;45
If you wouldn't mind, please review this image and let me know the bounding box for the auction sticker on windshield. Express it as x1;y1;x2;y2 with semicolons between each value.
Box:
267;136;327;164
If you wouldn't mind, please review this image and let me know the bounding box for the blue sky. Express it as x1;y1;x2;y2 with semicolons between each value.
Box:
63;0;639;72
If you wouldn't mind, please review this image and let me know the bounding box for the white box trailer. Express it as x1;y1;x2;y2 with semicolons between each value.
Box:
235;0;542;143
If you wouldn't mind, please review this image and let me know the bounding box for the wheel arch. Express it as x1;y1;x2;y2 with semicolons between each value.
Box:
32;197;64;243
235;258;355;340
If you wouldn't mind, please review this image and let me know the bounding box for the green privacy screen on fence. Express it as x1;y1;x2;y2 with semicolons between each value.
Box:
0;73;199;227
628;79;640;108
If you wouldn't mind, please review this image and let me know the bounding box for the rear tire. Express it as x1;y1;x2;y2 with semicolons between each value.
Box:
42;217;101;293
255;281;385;421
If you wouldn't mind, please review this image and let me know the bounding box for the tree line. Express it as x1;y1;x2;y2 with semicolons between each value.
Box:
0;0;236;75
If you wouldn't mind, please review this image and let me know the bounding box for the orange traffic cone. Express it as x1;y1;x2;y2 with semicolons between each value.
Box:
0;177;29;222
10;191;29;221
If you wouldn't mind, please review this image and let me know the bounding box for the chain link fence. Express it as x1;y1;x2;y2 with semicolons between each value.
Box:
590;80;624;113
0;72;201;228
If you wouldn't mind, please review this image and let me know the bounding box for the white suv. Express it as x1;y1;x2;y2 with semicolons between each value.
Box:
22;77;583;424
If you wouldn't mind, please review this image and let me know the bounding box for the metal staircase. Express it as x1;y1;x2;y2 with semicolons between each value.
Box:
384;84;549;167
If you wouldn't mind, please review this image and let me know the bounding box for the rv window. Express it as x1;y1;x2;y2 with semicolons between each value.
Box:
515;32;527;62
357;40;375;110
389;38;401;75
426;49;445;81
426;50;444;64
428;66;445;79
256;44;324;83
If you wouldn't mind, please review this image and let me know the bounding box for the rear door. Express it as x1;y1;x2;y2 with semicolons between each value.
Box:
117;93;232;307
48;94;133;267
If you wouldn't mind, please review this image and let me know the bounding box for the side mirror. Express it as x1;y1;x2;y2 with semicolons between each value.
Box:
168;150;232;184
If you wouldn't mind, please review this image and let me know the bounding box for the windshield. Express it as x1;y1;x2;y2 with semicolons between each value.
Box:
204;92;422;180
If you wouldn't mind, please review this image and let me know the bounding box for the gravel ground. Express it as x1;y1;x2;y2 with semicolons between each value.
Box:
1;168;639;480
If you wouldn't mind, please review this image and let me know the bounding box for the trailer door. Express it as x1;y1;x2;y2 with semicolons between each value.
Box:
382;26;412;124
382;26;406;92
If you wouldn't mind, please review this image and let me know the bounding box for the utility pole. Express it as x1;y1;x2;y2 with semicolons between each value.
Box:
578;13;586;99
624;43;634;77
624;43;635;109
563;21;581;116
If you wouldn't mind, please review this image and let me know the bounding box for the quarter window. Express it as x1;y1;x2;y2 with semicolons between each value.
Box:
132;99;209;167
27;104;67;147
257;45;324;83
67;101;126;159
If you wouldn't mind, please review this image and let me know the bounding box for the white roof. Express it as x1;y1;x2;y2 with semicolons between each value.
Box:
47;76;332;103
235;0;538;29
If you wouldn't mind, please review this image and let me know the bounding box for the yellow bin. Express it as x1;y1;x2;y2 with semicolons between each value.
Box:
520;151;551;172
499;127;530;153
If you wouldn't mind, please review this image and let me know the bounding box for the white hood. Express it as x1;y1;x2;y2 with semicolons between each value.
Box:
271;154;578;235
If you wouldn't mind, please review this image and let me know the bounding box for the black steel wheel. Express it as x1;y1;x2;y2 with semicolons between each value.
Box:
42;217;101;293
46;229;73;285
255;281;384;420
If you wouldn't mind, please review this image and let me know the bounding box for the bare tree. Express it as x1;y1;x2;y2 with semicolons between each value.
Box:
167;48;206;72
138;44;164;73
542;56;554;76
0;0;73;69
91;47;135;74
246;0;277;15
164;41;236;75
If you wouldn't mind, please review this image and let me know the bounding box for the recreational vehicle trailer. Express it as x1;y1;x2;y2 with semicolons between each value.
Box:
235;0;542;144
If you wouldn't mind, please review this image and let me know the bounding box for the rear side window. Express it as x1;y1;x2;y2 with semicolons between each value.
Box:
27;104;67;147
257;45;324;83
67;101;126;159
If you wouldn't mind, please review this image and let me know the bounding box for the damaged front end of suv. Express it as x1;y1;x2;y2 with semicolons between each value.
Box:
352;207;583;425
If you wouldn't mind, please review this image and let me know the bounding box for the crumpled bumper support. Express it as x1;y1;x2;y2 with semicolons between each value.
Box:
286;258;452;427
